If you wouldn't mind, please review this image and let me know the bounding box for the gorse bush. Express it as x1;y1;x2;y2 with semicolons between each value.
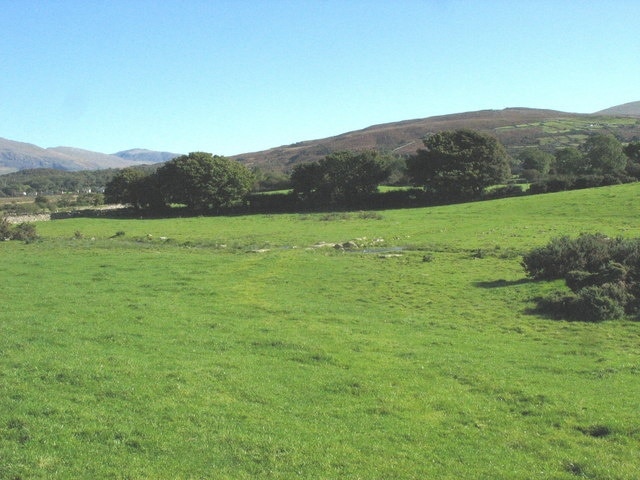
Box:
11;222;38;242
522;233;624;280
0;217;11;240
523;233;640;321
0;218;38;242
569;283;629;322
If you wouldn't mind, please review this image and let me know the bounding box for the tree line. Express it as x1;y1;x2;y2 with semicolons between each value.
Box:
4;129;638;214
103;130;640;214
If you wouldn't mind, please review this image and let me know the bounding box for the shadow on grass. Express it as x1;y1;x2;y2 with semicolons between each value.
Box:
475;278;581;321
524;297;574;321
474;278;533;288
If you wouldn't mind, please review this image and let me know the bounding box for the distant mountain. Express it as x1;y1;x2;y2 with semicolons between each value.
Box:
232;106;640;171
113;149;180;163
0;138;180;174
595;101;640;117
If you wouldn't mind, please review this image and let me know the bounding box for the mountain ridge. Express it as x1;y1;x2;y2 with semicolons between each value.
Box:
0;137;181;174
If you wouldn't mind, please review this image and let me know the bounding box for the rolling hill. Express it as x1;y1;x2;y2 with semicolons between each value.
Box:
232;105;640;171
595;100;640;116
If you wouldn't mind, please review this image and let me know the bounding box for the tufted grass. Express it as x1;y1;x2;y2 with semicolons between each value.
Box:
1;183;640;478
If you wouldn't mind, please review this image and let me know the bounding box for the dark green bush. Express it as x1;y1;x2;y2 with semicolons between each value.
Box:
565;270;595;292
482;185;525;200
574;284;627;322
0;219;38;242
0;217;12;240
11;223;38;242
522;233;617;280
566;262;628;292
523;234;640;321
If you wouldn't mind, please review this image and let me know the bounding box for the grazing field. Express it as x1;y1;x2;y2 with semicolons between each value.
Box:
2;184;640;479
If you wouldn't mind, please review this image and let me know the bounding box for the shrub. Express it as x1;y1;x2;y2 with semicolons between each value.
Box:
545;178;573;192
482;185;525;200
572;175;605;190
523;234;640;321
34;195;51;209
0;219;38;242
0;217;12;240
565;270;595;292
356;211;383;220
527;182;548;195
574;284;627;322
522;233;615;280
11;223;38;242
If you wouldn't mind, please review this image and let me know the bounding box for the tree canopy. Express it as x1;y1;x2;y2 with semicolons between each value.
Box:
155;152;254;211
291;150;392;206
580;133;627;174
623;141;640;163
554;147;584;175
517;147;553;179
406;129;511;199
104;167;162;209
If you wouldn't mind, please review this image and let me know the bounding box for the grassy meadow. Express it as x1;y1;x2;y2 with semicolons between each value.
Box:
2;184;640;479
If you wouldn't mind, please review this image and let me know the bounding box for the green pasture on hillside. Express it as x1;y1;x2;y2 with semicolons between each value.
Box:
495;116;640;150
2;184;640;478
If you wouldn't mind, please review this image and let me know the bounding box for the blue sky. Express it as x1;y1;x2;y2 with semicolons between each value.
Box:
1;0;638;155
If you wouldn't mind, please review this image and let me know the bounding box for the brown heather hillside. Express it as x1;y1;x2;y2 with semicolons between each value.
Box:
231;107;640;172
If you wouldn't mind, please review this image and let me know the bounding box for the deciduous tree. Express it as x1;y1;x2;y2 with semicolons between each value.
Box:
554;147;584;175
291;151;392;205
155;152;254;211
623;141;640;163
104;168;156;209
517;147;553;179
406;129;511;199
580;134;626;174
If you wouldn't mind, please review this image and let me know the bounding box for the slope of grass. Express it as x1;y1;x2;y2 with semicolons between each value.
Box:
2;184;640;479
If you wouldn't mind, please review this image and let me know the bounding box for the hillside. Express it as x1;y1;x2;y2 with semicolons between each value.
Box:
595;100;640;116
232;107;640;171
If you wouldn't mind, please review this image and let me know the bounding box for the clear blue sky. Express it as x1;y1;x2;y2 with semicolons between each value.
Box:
1;0;638;155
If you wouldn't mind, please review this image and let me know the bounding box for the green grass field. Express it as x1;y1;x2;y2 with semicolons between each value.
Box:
2;184;640;478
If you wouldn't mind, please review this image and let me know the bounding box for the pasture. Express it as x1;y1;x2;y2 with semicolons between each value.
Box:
2;184;640;479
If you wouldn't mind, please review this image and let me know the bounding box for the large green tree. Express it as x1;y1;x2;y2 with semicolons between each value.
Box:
580;134;627;174
104;168;162;209
406;129;511;199
155;152;254;211
623;141;640;163
517;147;553;179
554;147;584;175
291;150;392;205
